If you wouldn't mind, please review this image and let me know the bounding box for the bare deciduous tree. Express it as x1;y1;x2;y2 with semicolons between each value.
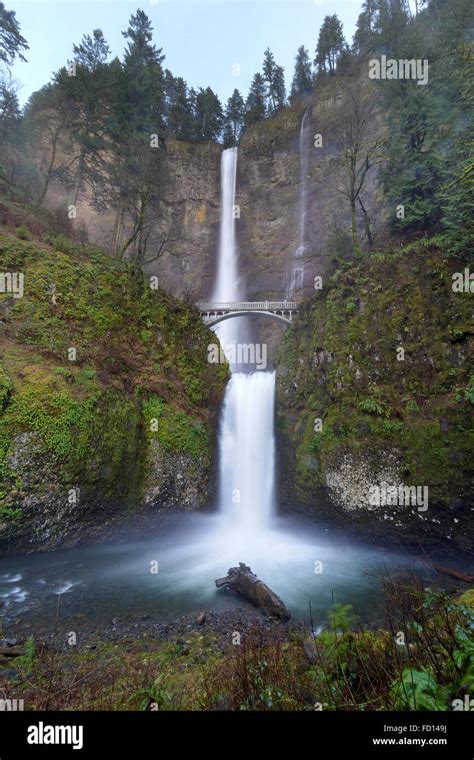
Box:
329;82;386;254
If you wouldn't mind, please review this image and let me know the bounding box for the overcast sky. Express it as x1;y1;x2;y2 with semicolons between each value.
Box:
8;0;364;107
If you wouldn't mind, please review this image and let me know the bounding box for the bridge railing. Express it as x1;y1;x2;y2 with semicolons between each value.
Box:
197;301;299;311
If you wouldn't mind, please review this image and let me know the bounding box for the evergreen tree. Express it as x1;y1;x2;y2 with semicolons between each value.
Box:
439;145;473;260
121;8;165;130
381;83;442;234
352;1;379;52
122;8;165;67
73;28;110;71
0;79;19;129
373;0;410;55
193;87;223;142
262;48;286;112
107;10;167;262
0;1;28;67
378;0;473;237
245;73;266;125
315;14;346;74
223;88;245;146
0;79;21;183
435;0;473;258
273;64;286;110
54;29;111;205
164;70;193;140
290;45;313;100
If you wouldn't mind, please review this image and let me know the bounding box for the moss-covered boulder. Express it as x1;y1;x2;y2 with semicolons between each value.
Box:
0;229;228;554
275;238;473;548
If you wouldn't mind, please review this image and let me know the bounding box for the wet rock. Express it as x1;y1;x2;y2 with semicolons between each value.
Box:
215;694;232;710
196;612;206;626
0;667;18;680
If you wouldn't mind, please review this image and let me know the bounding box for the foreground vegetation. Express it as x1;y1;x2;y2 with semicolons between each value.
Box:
3;578;473;711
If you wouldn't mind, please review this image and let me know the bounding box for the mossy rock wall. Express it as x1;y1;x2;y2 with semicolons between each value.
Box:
275;239;473;548
0;230;228;554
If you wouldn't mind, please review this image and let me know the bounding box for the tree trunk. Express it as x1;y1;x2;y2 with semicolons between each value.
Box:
112;203;123;257
350;198;360;256
358;195;373;247
36;127;61;209
215;563;291;621
72;150;86;207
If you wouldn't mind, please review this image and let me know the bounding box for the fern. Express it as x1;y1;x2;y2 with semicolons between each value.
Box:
391;667;449;711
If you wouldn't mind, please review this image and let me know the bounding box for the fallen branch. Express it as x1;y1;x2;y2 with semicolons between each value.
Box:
0;647;24;657
416;557;474;583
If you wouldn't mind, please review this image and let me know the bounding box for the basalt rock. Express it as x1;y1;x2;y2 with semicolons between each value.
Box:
215;563;291;621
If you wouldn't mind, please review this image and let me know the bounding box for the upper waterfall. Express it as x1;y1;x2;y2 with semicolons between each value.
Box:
212;147;242;350
212;146;241;304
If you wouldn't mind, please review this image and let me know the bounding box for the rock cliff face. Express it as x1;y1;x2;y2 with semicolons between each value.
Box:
147;140;222;299
152;91;383;303
275;240;473;549
66;83;384;305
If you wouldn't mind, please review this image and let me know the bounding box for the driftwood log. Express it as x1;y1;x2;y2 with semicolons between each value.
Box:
0;647;24;658
416;557;474;583
215;563;291;621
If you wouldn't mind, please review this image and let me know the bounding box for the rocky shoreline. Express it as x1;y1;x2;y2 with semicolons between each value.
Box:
1;607;293;666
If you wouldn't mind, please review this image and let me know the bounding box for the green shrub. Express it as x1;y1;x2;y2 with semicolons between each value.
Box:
358;397;389;416
390;668;449;710
455;376;474;405
15;225;31;240
0;364;12;409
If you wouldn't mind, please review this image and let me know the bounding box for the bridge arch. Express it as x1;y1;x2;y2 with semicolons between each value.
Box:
203;309;293;327
197;301;299;328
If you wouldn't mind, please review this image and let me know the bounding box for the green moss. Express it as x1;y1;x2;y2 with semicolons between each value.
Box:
457;589;474;609
0;226;227;519
0;363;12;409
1;380;96;461
276;237;473;509
143;396;209;459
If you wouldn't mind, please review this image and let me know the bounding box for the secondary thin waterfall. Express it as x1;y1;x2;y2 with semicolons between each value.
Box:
287;107;311;297
213;147;276;532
